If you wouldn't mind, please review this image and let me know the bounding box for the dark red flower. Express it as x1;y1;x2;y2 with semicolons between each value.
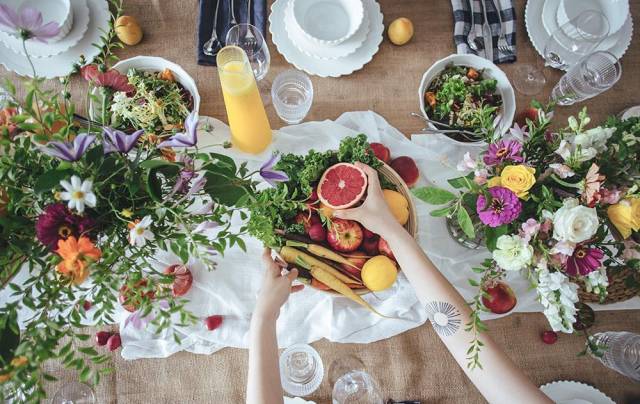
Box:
566;244;604;276
35;203;95;250
81;64;134;93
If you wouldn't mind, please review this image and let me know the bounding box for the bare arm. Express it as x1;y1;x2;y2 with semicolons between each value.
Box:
334;163;551;404
247;249;304;404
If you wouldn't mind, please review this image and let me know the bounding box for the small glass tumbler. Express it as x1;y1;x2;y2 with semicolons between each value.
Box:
271;69;313;125
550;51;622;106
279;343;324;397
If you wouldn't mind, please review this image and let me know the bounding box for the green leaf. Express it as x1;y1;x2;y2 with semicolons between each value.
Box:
412;187;457;205
448;176;472;189
457;206;475;239
34;169;73;194
0;310;20;364
485;225;508;252
204;172;249;206
139;159;179;170
429;206;452;217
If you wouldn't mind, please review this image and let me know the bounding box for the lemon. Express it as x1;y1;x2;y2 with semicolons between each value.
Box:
383;189;409;225
115;15;143;46
361;255;397;291
388;17;414;46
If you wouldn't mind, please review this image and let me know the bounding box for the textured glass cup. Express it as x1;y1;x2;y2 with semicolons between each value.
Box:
550;51;622;106
271;69;313;124
279;344;324;397
225;23;270;81
332;370;384;404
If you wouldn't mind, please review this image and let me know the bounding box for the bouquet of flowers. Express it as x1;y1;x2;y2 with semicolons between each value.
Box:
0;2;257;400
414;102;640;365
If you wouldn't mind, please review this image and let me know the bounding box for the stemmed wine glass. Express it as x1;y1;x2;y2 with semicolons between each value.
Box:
225;23;270;82
330;355;384;404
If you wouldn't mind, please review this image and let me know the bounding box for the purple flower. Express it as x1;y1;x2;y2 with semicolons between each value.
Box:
184;175;207;199
39;133;96;162
259;154;289;187
0;5;60;42
102;128;144;154
194;221;219;234
157;111;198;148
35;203;95;250
476;186;522;227
483;140;524;166
566;245;604;276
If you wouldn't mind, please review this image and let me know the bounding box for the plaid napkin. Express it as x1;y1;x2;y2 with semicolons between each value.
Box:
197;0;267;66
451;0;516;63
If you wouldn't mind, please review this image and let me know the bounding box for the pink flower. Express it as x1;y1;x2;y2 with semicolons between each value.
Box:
476;186;522;227
457;152;477;171
520;218;540;243
508;123;529;142
81;65;135;93
581;163;605;207
600;188;622;205
566;244;604;276
483;140;524;166
0;5;60;42
622;240;640;261
551;240;575;257
549;163;575;179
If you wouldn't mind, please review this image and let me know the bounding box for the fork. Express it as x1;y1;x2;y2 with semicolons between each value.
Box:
490;0;513;56
242;0;258;49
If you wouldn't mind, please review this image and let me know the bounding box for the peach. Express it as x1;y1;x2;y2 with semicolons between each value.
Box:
390;156;419;187
370;142;391;164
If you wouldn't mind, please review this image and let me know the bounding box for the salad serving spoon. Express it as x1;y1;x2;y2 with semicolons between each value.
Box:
229;0;238;28
203;0;222;56
411;112;485;142
466;0;481;52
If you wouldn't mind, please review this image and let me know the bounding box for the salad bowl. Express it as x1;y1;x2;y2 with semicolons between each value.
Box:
418;54;515;144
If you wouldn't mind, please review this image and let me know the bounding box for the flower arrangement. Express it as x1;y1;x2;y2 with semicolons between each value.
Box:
0;2;260;400
414;102;640;367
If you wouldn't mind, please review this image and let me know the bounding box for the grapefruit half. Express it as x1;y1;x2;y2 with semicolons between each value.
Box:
317;163;368;209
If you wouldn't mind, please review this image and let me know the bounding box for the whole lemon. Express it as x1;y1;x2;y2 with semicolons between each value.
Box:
361;255;398;291
383;189;409;225
388;17;414;46
115;15;143;46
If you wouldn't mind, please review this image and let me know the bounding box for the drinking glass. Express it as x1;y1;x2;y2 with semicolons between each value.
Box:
271;69;314;125
50;382;95;404
225;23;270;81
550;51;621;106
543;10;610;70
332;370;384;404
279;344;324;397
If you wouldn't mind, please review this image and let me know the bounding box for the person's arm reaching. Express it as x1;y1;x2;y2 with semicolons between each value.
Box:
334;163;551;404
246;248;304;404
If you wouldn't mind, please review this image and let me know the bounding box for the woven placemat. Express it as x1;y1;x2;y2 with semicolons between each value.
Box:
578;267;638;304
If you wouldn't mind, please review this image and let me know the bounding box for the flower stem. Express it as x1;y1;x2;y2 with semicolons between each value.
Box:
550;174;582;189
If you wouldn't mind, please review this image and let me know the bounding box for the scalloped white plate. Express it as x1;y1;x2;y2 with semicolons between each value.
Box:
284;397;316;404
540;380;616;404
0;0;110;78
270;0;383;77
526;0;633;71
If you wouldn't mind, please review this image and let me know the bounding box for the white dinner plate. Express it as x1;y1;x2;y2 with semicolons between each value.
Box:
0;0;110;78
540;380;616;404
284;0;370;60
526;0;633;71
270;0;384;78
0;0;89;58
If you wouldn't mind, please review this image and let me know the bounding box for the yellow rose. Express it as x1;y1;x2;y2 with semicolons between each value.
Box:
608;198;640;239
487;176;502;188
498;165;536;199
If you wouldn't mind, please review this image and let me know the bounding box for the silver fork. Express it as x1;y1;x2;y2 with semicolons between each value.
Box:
242;0;258;49
490;0;513;56
203;0;222;56
466;0;480;52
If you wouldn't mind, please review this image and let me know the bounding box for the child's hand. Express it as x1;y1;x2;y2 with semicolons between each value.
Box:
254;248;304;321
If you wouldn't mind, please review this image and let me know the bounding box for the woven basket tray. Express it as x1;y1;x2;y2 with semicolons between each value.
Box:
578;267;638;304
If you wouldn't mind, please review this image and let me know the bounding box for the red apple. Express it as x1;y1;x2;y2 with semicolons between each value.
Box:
515;107;539;127
362;227;376;240
295;212;320;233
362;236;380;256
164;264;193;297
390;156;419;187
107;333;121;351
481;281;517;314
378;237;396;261
205;315;223;331
327;219;363;252
340;251;367;277
119;279;155;312
95;331;111;346
370;142;391;164
541;330;558;345
308;222;327;242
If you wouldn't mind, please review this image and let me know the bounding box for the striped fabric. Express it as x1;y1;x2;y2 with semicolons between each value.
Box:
451;0;517;63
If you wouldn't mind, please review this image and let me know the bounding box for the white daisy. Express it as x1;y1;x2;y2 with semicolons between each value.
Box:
129;216;155;247
59;175;96;214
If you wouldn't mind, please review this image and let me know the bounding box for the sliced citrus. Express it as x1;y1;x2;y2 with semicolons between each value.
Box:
317;163;368;209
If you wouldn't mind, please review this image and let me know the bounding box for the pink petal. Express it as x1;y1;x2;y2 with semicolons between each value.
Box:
18;6;42;30
0;4;19;30
32;21;60;40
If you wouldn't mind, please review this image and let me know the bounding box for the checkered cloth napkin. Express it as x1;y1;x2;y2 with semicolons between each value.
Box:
451;0;517;63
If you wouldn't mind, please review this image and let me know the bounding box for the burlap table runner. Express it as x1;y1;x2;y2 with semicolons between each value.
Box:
2;0;640;402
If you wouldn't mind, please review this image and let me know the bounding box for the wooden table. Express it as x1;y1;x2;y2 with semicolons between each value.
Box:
3;0;640;402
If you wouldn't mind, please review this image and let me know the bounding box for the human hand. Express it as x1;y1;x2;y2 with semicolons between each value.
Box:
254;248;304;321
333;162;403;238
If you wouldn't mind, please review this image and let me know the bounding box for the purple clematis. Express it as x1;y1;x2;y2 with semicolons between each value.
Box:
39;133;96;162
259;154;289;187
157;111;199;148
102;128;144;154
0;5;60;42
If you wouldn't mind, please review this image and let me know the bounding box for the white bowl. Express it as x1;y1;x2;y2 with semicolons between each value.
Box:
558;0;629;35
291;0;364;46
0;0;74;42
418;54;516;143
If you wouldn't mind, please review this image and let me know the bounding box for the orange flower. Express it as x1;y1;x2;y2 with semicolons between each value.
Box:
55;236;101;285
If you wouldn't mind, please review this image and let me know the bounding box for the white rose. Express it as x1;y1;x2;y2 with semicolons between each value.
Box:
552;198;599;243
493;235;533;271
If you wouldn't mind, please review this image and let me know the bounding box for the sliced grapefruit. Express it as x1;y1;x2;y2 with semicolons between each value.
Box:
317;163;368;209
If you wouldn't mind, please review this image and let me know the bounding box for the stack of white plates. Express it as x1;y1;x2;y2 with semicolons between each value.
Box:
0;0;111;78
525;0;633;71
269;0;384;78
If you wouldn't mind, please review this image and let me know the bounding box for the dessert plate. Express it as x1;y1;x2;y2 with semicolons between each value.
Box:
527;0;633;71
0;0;90;58
284;0;369;60
0;0;110;78
270;0;383;78
540;380;615;404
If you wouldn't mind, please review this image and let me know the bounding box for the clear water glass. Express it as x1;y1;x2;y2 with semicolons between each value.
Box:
543;10;610;70
591;331;640;381
271;69;313;124
550;51;621;106
225;23;270;81
50;382;96;404
279;344;324;397
332;370;384;404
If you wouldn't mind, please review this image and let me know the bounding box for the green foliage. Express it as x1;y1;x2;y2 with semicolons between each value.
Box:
412;186;457;205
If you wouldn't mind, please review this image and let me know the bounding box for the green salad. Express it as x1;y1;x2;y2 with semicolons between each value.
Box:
423;64;502;135
110;68;193;135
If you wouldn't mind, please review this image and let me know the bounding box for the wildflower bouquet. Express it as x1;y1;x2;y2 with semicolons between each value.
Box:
414;102;640;366
0;2;258;401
